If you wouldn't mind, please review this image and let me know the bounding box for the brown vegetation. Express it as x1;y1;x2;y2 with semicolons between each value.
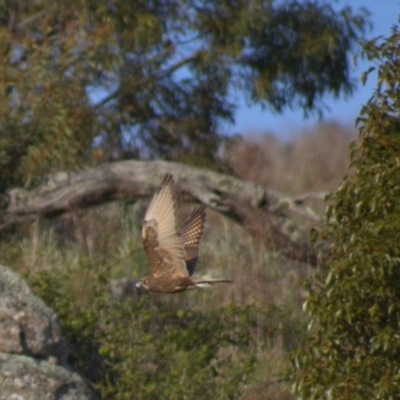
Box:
228;121;355;194
0;121;355;399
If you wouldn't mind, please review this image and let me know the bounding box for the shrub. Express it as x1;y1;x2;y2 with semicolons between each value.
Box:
291;25;400;398
31;260;258;399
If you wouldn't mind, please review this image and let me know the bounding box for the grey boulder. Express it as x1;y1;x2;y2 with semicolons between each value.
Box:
0;265;98;399
0;265;68;362
0;352;97;399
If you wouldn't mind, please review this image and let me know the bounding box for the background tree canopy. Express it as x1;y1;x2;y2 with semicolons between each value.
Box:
0;0;368;191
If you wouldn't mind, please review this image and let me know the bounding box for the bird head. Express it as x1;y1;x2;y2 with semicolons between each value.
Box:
136;278;149;290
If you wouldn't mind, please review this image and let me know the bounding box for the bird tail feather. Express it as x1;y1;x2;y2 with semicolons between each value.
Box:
193;278;233;288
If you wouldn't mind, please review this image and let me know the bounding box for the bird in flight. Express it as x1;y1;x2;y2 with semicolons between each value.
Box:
136;174;232;293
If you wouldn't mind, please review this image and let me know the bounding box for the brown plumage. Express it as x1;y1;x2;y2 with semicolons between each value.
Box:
136;174;232;293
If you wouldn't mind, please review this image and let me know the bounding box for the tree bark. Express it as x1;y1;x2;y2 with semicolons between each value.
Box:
1;160;321;265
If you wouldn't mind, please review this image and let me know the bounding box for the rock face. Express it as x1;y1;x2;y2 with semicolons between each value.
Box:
0;265;98;400
0;265;68;361
0;353;96;400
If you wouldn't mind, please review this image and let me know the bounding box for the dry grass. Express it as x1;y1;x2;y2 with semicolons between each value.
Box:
0;202;303;399
0;121;356;399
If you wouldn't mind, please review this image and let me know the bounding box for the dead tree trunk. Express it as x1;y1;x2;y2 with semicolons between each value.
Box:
1;160;323;265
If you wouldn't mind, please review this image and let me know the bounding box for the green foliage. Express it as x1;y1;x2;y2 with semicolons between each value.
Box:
0;0;369;191
30;263;258;399
291;25;400;399
0;181;306;399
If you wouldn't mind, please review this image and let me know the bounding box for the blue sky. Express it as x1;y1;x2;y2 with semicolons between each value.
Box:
234;0;399;138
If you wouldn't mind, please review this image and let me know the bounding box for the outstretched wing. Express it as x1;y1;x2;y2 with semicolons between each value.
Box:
142;174;188;278
180;205;206;276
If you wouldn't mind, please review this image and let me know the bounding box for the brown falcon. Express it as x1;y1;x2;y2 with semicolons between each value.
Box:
136;174;232;293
